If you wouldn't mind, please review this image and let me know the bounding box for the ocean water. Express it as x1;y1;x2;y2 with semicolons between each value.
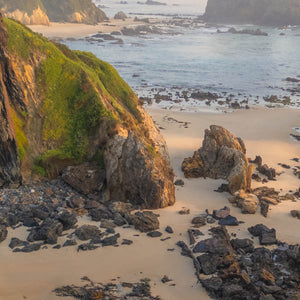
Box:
64;0;300;111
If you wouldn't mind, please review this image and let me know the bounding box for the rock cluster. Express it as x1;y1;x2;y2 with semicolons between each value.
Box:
177;226;300;300
182;125;253;194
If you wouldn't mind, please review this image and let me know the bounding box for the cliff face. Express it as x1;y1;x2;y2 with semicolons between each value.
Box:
0;0;107;25
0;13;175;208
203;0;300;26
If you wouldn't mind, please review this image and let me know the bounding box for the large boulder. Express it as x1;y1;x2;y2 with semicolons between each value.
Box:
62;162;106;195
182;125;253;194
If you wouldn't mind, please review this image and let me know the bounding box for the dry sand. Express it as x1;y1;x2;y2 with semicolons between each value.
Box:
28;18;147;39
0;106;299;300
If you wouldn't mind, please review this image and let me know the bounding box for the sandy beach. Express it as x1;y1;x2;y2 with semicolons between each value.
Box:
28;18;148;39
0;106;299;299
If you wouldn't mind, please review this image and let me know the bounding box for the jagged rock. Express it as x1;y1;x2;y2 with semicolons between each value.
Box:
100;219;116;229
63;239;77;247
249;155;263;167
257;164;276;180
13;243;42;253
62;163;106;195
191;216;206;226
147;231;162;237
161;275;172;283
9;237;27;249
231;238;254;253
213;206;230;219
101;233;120;246
89;207;112;221
182;125;253;194
75;225;102;241
260;201;269;217
114;11;127;19
104;113;175;209
248;224;277;245
201;277;223;292
27;218;63;244
178;207;190;215
291;210;300;219
197;253;218;274
228;190;259;214
218;215;239;226
0;225;8;242
165;226;173;233
253;187;280;203
129;211;159;232
174;179;184;186
58;212;77;230
113;213;127;226
77;243;99;252
193;238;230;255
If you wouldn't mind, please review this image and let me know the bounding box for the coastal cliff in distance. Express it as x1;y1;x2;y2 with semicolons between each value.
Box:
0;0;107;25
0;13;175;209
203;0;300;26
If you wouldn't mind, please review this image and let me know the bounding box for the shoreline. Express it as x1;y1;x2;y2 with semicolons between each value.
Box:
28;18;152;38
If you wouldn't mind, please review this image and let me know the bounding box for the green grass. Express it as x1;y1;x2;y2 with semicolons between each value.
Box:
4;17;142;174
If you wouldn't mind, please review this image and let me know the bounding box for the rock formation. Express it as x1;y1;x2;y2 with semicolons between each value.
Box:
0;13;175;208
203;0;300;26
182;125;253;194
0;0;107;25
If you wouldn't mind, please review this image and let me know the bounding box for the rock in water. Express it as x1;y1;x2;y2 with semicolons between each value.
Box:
182;125;253;194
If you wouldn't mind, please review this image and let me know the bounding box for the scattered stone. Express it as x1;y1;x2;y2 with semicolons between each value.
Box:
178;207;190;215
58;212;77;230
77;243;99;252
291;210;300;219
191;216;206;226
101;234;120;246
252;173;262;182
9;237;27;249
228;190;259;214
248;224;277;245
161;275;172;283
53;244;61;249
147;231;162;238
165;226;173;233
13;243;42;253
231;238;254;253
206;216;216;224
63;239;77;247
75;225;102;241
249;155;262;166
0;225;8;242
197;253;218;274
121;239;133;245
129;211;160;232
213;206;230;219
260;201;269;217
174;179;184;186
257;164;276;180
218;215;239;226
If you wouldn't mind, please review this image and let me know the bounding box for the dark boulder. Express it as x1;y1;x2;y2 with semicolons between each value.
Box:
129;211;159;232
75;225;102;241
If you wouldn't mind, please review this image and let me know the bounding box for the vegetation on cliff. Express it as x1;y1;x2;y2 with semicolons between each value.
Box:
0;0;107;25
203;0;300;26
0;15;175;208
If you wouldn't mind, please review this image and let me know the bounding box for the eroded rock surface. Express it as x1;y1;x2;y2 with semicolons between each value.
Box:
182;125;253;194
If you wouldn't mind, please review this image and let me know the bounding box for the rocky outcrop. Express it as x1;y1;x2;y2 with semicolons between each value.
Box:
0;14;175;208
3;6;50;25
203;0;300;26
0;14;22;187
0;0;107;25
182;125;253;194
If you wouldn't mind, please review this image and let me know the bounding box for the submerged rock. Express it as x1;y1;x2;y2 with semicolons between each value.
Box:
182;125;253;194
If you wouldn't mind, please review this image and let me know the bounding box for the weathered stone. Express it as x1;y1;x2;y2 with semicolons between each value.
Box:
13;243;42;253
58;212;77;230
191;216;206;226
193;238;230;255
174;179;184;186
291;210;300;219
260;229;277;245
122;239;133;245
257;164;276;180
222;284;244;297
165;226;174;233
261;268;275;285
62;163;106;195
213;206;230;219
182;125;253;194
178;207;190;215
113;213;127;226
218;215;239;226
230;190;259;214
231;238;254;253
77;243;99;252
197;253;218;274
248;224;270;237
104;111;175;209
63;239;77;247
129;211;159;232
201;277;222;292
0;225;8;242
261;201;269;217
27;218;63;244
114;11;127;19
101;233;120;246
75;225;102;241
9;237;27;249
147;231;162;237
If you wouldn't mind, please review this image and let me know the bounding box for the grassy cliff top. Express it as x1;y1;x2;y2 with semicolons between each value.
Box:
0;0;46;14
4;17;140;175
